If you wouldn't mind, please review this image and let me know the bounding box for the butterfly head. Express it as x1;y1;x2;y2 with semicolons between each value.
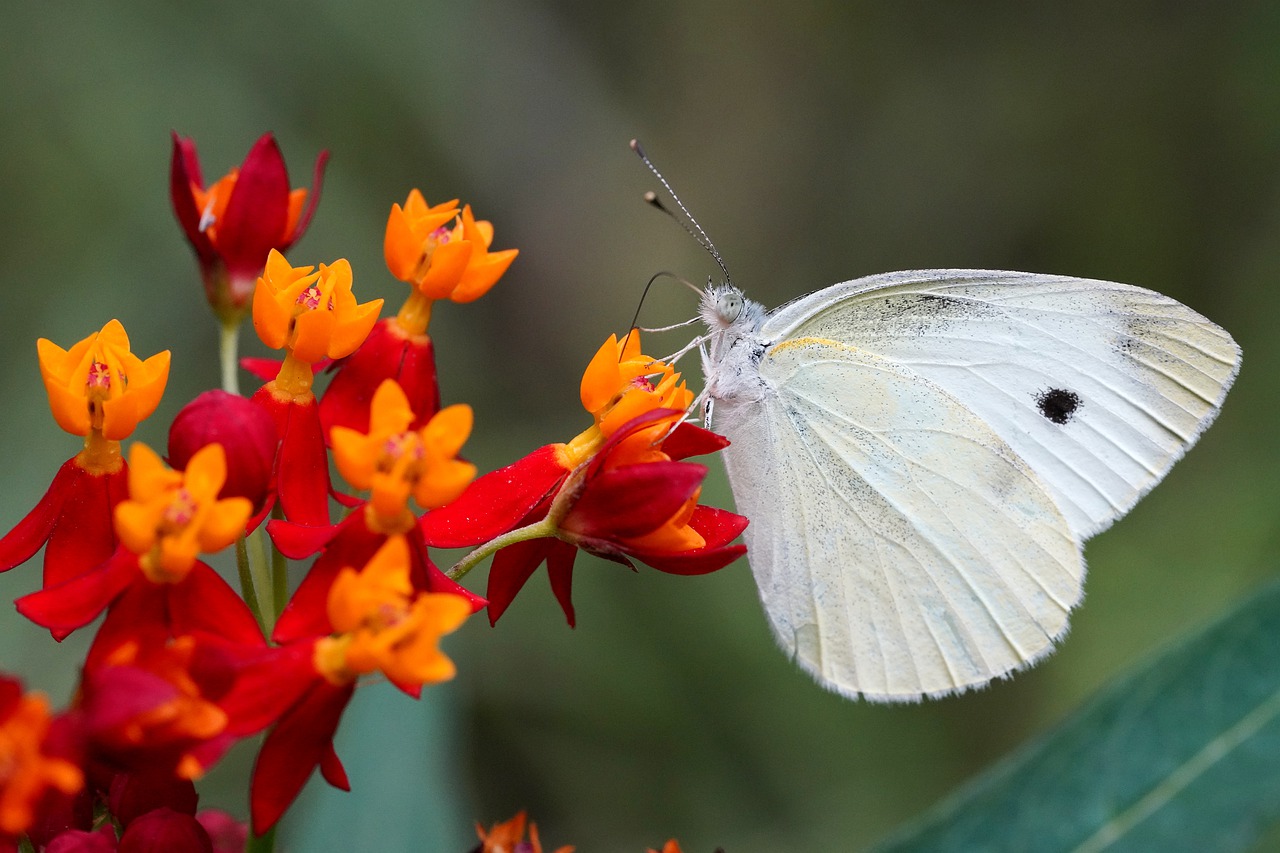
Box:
700;282;763;332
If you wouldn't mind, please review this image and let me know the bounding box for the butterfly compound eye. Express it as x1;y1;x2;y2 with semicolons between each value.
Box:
717;290;744;323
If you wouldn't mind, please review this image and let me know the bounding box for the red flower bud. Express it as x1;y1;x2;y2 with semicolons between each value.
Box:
168;391;277;511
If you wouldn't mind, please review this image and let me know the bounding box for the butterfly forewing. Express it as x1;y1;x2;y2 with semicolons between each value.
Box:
762;271;1241;539
715;337;1084;700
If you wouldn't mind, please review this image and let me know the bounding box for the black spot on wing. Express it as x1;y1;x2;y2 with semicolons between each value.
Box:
1036;388;1081;425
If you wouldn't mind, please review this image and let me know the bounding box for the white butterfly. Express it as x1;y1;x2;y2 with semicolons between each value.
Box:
698;269;1240;702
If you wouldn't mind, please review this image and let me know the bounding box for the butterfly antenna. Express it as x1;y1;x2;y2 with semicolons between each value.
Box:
631;139;733;285
620;271;705;360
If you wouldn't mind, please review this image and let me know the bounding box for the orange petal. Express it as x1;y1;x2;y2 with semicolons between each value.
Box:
579;336;623;414
328;298;384;359
416;240;473;299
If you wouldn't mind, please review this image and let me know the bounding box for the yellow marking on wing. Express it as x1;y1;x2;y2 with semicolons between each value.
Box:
770;336;860;356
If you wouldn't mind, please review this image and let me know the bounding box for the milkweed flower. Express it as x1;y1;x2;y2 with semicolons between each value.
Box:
170;132;328;323
250;249;383;525
271;379;484;646
320;190;518;438
384;191;517;307
423;333;746;624
648;842;685;853
476;811;574;853
0;676;83;843
331;380;476;525
78;635;238;781
0;320;169;592
218;536;470;833
16;443;253;640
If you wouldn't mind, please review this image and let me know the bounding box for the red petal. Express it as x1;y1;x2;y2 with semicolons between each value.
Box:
485;537;554;625
196;810;248;853
44;461;129;588
16;549;138;639
240;357;283;382
168;562;266;648
285;149;330;248
272;548;345;644
85;582;170;672
273;515;381;643
252;390;331;527
585;408;687;478
318;741;349;791
108;771;199;826
266;517;343;560
634;542;747;575
565;462;707;539
0;677;21;716
689;505;750;547
421;445;567;548
405;527;487;612
250;680;354;834
169;132;214;262
220;643;319;736
661;421;730;460
0;457;73;572
319;321;440;439
629;507;748;576
546;542;577;627
0;457;127;588
83;667;183;738
219;133;290;278
46;825;117;853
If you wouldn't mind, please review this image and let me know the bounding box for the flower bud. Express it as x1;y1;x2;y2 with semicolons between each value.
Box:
168;391;277;510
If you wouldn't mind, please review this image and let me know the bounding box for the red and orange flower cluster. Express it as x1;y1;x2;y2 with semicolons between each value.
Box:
0;133;746;849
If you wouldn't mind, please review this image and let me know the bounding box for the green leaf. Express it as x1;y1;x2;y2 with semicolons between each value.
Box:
874;580;1280;853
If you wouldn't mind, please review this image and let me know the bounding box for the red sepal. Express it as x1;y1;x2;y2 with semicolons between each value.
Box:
421;444;568;548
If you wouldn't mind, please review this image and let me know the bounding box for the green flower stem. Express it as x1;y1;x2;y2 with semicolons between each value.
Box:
271;508;288;620
234;536;265;632
247;525;275;634
446;518;559;581
246;824;276;853
219;318;241;396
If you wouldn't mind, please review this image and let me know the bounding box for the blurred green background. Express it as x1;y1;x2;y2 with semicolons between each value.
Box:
1;1;1277;850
